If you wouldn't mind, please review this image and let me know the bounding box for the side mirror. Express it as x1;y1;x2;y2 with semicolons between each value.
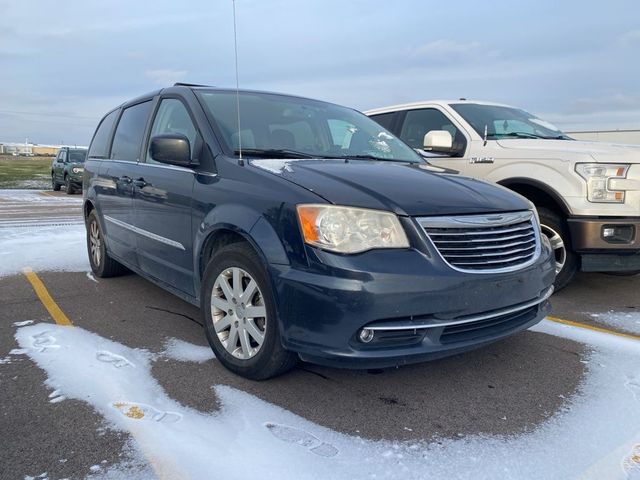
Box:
150;134;192;167
423;130;453;153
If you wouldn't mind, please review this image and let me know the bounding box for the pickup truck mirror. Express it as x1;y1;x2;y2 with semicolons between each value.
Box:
150;134;193;167
423;130;453;153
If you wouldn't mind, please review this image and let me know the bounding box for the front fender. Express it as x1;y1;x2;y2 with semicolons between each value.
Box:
193;203;290;293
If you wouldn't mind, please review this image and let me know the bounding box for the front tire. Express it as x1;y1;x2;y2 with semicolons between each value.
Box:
86;211;127;278
65;176;75;194
538;207;578;291
201;242;297;380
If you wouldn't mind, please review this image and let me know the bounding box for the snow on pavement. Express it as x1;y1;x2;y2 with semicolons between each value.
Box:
12;321;640;480
589;311;640;335
0;223;89;277
161;338;215;363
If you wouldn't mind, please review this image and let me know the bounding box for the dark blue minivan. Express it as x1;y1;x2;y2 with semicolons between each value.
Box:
84;84;555;379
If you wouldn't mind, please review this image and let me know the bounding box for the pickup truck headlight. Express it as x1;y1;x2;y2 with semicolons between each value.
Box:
297;204;409;254
72;167;84;174
575;163;630;203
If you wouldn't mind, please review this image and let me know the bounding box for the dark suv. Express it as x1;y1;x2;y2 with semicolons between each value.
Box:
52;147;88;194
84;85;555;379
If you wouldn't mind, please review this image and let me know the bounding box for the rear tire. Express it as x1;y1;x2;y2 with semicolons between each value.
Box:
52;174;61;191
86;211;127;278
201;242;297;380
538;207;578;291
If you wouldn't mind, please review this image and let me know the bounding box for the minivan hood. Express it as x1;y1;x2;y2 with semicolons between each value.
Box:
251;159;529;216
495;139;640;163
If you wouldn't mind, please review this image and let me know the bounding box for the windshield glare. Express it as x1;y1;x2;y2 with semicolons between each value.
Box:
68;150;87;163
451;103;571;140
197;91;422;163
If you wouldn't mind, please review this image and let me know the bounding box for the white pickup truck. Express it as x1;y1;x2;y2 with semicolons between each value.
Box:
366;100;640;289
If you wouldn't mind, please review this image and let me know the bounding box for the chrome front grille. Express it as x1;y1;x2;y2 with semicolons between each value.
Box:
417;211;540;273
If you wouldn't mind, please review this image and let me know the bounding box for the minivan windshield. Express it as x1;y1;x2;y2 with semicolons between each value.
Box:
68;149;87;163
451;103;572;140
197;90;423;163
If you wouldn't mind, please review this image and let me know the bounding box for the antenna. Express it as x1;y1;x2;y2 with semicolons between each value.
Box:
232;0;244;166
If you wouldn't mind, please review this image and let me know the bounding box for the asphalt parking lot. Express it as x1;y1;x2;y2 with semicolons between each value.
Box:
1;190;639;479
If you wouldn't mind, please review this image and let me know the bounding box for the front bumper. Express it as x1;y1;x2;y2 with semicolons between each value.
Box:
270;241;555;369
69;174;83;186
568;216;640;272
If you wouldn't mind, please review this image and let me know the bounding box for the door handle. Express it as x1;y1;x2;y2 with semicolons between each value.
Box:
133;178;148;188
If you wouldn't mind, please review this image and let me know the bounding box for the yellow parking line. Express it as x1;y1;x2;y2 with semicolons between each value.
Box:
38;191;58;198
547;315;640;341
20;267;177;479
22;268;73;326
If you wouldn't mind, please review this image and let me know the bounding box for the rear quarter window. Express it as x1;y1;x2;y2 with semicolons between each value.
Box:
88;110;118;159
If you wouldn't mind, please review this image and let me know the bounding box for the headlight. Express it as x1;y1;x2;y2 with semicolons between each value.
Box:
575;163;630;203
296;204;409;254
72;167;84;174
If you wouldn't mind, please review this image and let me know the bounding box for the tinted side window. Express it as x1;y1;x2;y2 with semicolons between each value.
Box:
369;112;396;131
88;110;118;159
111;101;153;162
60;150;67;162
399;109;460;149
146;99;197;164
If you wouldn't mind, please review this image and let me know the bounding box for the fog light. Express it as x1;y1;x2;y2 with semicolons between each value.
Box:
601;225;635;244
358;328;375;343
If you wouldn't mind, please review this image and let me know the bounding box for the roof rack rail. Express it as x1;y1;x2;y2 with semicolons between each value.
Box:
173;82;213;87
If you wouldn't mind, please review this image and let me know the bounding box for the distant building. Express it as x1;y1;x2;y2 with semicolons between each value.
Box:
567;129;640;145
0;141;87;156
32;145;59;156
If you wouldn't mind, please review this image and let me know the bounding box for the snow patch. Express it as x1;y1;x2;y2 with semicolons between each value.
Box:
162;338;215;363
589;311;640;335
250;158;305;174
86;271;99;283
13;320;640;479
13;320;34;327
0;224;88;277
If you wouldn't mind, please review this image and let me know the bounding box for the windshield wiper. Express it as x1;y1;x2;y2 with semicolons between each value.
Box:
486;132;543;139
488;132;570;140
334;154;417;163
235;148;325;159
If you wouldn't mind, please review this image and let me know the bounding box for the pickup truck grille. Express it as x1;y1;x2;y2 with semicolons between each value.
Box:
417;211;540;273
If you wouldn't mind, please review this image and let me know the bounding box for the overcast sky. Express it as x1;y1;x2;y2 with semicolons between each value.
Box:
1;0;639;145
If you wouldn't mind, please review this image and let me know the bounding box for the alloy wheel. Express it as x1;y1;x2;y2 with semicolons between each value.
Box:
211;267;267;360
540;224;566;274
89;220;102;267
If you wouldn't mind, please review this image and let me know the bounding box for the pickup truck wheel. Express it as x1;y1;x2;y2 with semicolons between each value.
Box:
202;243;297;380
52;174;61;191
538;207;578;291
86;211;127;278
65;175;75;194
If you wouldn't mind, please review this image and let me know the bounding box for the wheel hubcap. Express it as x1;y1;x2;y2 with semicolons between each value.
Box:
540;224;566;274
89;220;101;267
211;267;267;360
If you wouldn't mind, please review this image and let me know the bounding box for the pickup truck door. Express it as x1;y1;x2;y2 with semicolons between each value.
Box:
133;97;197;295
391;107;491;176
54;151;66;181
